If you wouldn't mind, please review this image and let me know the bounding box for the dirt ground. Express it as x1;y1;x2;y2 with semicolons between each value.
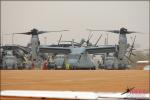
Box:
0;70;149;99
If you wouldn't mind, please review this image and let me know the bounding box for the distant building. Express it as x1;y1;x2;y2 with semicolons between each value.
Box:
136;60;150;70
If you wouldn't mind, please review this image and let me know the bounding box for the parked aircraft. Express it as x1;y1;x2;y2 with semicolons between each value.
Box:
13;28;69;67
39;45;116;69
0;45;30;69
2;50;17;69
87;27;138;69
40;27;138;69
1;27;138;70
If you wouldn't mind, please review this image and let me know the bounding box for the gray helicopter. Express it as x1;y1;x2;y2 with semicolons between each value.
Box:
2;27;137;70
40;45;116;69
13;28;69;68
2;50;17;69
39;32;113;70
45;33;103;69
39;27;138;70
0;45;30;69
89;27;137;69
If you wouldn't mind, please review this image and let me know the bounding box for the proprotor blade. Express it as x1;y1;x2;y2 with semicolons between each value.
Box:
87;29;120;34
126;31;139;34
102;30;120;34
14;32;31;35
38;31;51;34
14;29;69;35
38;30;69;34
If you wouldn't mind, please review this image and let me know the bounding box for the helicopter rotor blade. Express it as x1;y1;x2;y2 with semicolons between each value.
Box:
38;30;67;34
104;30;120;34
94;34;102;46
15;29;69;35
87;28;142;35
128;35;136;58
130;35;136;49
87;33;91;40
38;31;52;34
126;31;139;34
58;34;62;45
14;32;31;35
125;55;134;63
78;55;82;63
88;34;93;41
87;29;120;34
86;33;93;45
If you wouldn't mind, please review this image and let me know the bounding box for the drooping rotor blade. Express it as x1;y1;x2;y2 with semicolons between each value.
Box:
78;55;82;62
96;30;120;34
14;29;69;35
94;34;102;46
129;36;136;51
38;30;68;34
87;28;141;34
14;32;31;35
87;29;120;34
38;31;52;34
88;34;93;41
131;35;136;48
104;30;120;34
87;33;92;40
58;34;62;45
14;28;37;35
125;55;134;63
128;35;136;58
129;52;136;58
126;31;139;34
86;33;93;46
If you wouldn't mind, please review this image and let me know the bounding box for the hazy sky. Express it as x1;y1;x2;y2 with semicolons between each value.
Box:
1;1;149;50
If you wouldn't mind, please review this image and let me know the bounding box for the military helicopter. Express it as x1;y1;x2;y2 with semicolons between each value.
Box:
39;27;139;70
45;33;103;69
1;50;17;69
13;28;69;68
39;31;112;69
88;27;138;69
2;27;138;70
0;44;31;69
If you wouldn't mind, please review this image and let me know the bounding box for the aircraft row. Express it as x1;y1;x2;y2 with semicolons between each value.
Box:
0;27;137;70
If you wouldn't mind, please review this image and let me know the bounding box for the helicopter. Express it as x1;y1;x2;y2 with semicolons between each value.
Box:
0;44;30;69
39;27;138;70
88;27;138;69
11;28;69;68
